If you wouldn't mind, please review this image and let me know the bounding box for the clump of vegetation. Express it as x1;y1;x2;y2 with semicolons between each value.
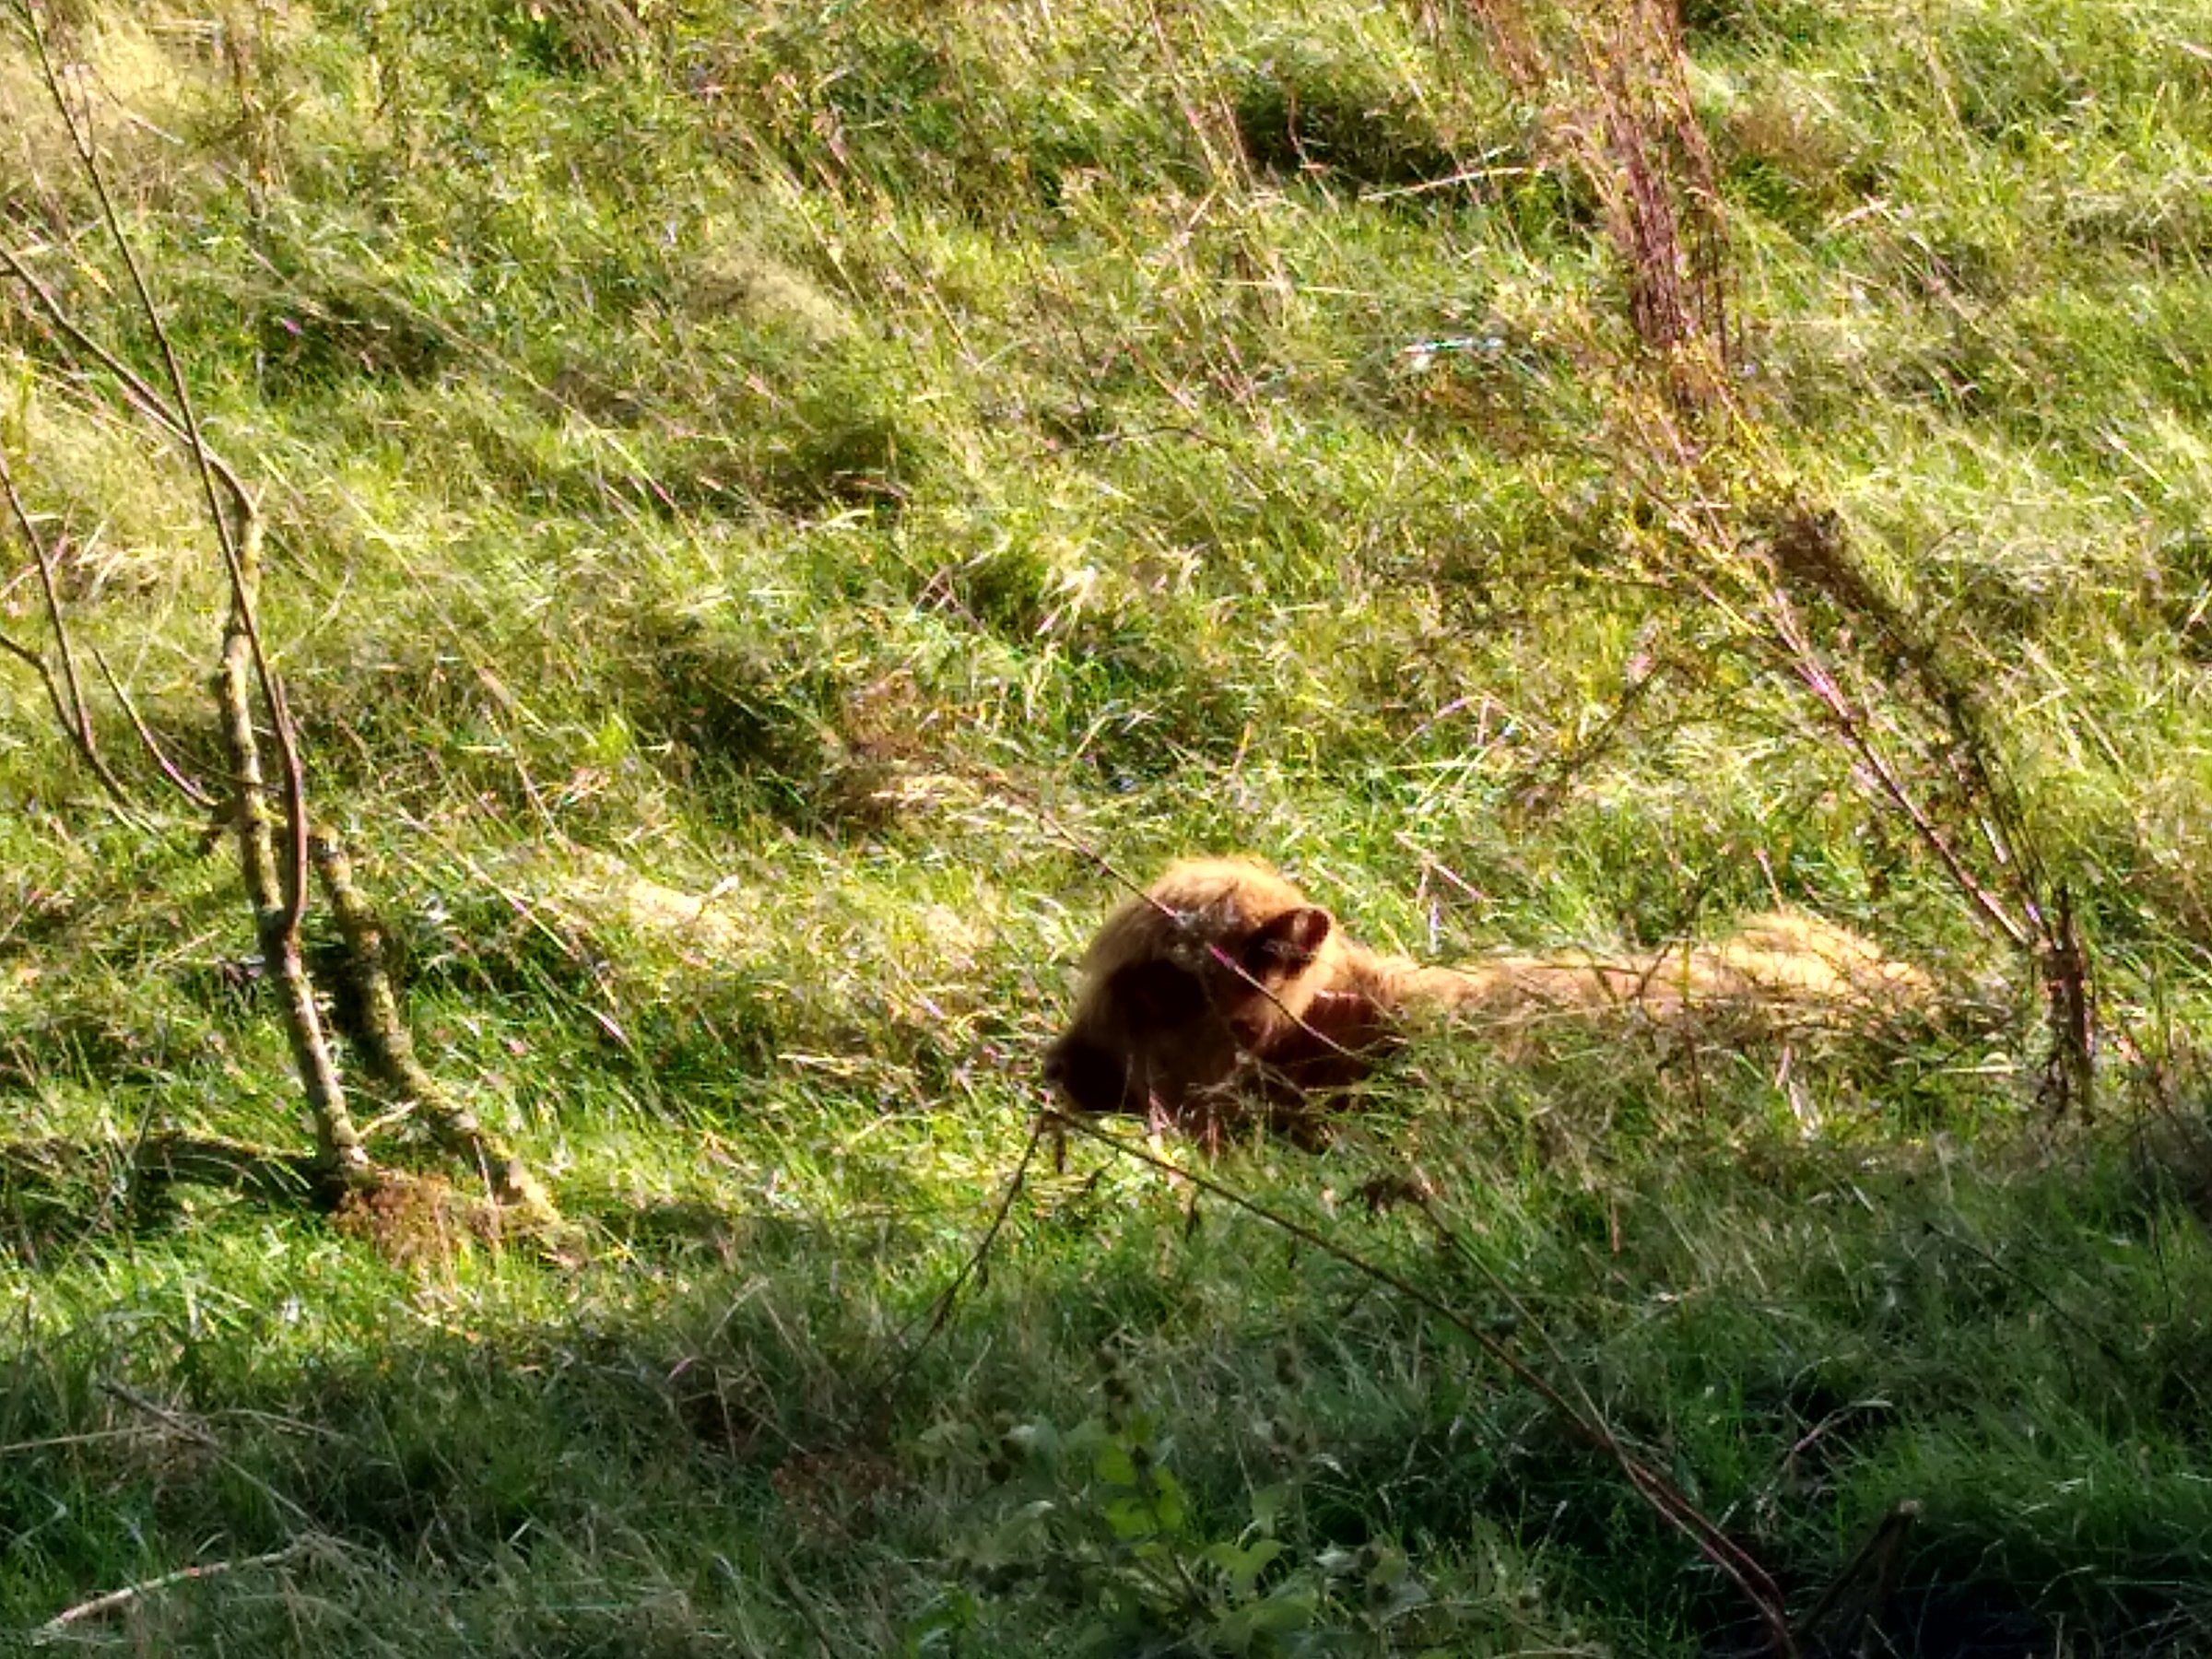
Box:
1229;48;1466;193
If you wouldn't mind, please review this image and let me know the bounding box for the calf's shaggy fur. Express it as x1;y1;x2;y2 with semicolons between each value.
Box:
1043;857;1931;1135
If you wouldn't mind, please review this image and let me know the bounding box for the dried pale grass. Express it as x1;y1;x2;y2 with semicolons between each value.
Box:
2;7;213;194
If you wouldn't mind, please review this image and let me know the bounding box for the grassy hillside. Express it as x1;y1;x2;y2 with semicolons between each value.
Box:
6;0;2212;1651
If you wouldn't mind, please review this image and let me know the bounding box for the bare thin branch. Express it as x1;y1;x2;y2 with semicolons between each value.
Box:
19;0;312;940
869;1111;1050;1415
217;640;366;1181
0;243;212;471
91;644;216;807
0;443;132;805
18;0;372;1170
32;1541;323;1641
0;629;89;765
1767;594;2034;950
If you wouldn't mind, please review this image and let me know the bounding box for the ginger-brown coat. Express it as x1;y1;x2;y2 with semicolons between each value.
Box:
1042;857;1931;1134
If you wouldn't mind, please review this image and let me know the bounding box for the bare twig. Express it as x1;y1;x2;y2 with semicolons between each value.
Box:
0;243;251;505
91;643;217;807
868;1111;1050;1416
20;3;311;911
215;641;365;1181
31;1540;324;1641
0;628;82;749
0;444;131;806
1743;507;2092;1107
1764;589;2032;951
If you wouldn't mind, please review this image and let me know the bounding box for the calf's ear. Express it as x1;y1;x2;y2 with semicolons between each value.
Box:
1240;906;1332;983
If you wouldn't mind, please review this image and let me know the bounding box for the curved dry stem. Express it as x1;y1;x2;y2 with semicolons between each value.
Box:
0;443;131;806
90;644;215;807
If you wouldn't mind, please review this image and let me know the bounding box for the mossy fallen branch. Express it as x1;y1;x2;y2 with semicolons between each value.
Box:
0;0;558;1227
311;833;555;1221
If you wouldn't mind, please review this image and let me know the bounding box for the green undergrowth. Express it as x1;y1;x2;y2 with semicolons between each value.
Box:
7;0;2212;1650
7;1103;2212;1654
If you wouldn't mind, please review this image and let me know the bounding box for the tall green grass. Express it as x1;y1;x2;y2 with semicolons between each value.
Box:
6;0;2212;1651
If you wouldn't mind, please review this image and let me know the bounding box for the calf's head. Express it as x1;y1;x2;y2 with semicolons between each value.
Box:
1042;859;1340;1123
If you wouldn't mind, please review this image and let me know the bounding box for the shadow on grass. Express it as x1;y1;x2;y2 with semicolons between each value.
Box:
6;1103;2212;1653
